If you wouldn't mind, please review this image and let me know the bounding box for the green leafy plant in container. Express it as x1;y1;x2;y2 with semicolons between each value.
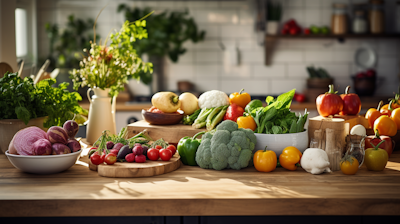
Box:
117;5;206;86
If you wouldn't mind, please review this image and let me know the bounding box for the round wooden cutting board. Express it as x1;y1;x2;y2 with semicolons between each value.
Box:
96;155;181;178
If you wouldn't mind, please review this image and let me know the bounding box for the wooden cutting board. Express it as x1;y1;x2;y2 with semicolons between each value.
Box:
126;120;206;144
96;154;181;178
81;139;182;178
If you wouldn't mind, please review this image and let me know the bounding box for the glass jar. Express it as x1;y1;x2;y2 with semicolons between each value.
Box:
369;0;385;34
331;3;348;34
352;10;367;34
346;139;365;168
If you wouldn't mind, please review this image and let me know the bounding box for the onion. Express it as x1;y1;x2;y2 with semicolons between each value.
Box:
11;126;49;155
179;92;199;115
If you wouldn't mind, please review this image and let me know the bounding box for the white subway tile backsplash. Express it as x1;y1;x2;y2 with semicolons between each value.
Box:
220;79;270;95
36;0;399;99
194;64;221;79
194;78;220;92
272;50;304;62
194;9;239;24
304;9;322;27
305;50;333;62
220;25;255;38
195;50;222;63
270;79;307;94
241;49;264;63
287;64;309;78
253;64;286;78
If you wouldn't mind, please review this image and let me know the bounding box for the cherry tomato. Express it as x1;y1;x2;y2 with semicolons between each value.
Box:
147;148;160;161
340;155;359;175
374;115;397;136
90;154;102;165
166;145;177;155
391;108;400;130
159;148;172;161
155;145;163;150
100;154;105;164
104;153;117;165
380;104;392;116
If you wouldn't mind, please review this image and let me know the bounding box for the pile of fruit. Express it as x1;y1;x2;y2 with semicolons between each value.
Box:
88;128;177;166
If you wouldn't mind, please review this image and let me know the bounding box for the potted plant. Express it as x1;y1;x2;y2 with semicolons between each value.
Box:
117;5;206;93
266;1;282;35
0;72;83;154
69;13;153;143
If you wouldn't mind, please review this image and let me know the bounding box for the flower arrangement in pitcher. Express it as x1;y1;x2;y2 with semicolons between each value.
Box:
70;13;153;97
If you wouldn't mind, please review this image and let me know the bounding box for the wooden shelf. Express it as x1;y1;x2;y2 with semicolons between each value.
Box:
266;33;400;39
264;33;400;65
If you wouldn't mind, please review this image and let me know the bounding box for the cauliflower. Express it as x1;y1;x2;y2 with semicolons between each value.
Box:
198;90;229;109
195;120;257;170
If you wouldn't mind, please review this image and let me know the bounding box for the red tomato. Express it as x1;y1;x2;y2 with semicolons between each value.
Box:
155;145;163;150
295;93;306;103
166;145;177;155
147;148;160;161
159;148;172;161
339;86;361;115
104;153;117;165
100;154;105;164
316;84;343;117
90;154;102;165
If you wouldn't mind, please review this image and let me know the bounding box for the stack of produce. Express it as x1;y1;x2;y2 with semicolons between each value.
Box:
88;128;177;165
8;119;81;155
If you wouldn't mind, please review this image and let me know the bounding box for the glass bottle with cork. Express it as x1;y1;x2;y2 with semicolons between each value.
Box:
369;0;385;34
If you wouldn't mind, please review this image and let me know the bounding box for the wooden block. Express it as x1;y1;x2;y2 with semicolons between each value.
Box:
126;120;205;144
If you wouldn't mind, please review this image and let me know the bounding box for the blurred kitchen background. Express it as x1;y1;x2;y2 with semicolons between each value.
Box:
1;0;399;131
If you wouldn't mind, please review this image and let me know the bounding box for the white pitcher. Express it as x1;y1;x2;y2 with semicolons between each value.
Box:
85;87;116;144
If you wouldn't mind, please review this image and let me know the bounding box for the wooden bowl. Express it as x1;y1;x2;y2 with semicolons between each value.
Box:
141;109;184;125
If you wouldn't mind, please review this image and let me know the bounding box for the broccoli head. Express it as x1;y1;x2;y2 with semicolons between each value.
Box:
195;120;257;170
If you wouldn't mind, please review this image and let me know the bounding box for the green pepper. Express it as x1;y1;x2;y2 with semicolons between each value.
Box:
177;131;205;166
245;99;263;114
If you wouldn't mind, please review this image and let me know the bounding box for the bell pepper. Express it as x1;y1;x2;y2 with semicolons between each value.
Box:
245;99;263;115
316;84;344;117
237;115;257;131
177;131;205;166
253;147;277;172
339;86;361;115
229;89;251;109
279;146;302;171
223;103;244;122
365;130;393;158
373;115;397;137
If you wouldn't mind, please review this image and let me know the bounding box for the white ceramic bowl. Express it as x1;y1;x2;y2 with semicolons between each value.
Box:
254;131;309;157
5;150;82;174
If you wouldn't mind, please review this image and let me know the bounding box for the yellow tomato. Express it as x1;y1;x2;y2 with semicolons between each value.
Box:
340;155;359;175
237;116;257;131
390;108;400;130
253;148;277;172
373;115;397;136
279;146;302;171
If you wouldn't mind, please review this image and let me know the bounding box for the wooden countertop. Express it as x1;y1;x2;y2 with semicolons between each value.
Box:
1;145;400;217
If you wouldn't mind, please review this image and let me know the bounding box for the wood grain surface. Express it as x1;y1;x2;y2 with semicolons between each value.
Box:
126;120;206;144
1;148;400;217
